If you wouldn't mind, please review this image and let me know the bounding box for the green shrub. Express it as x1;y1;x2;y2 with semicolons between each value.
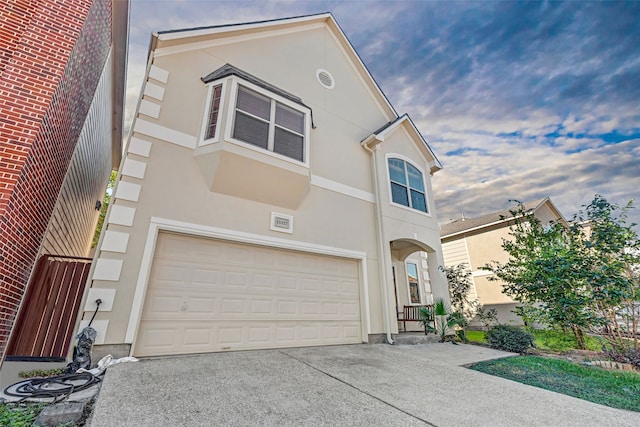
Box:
486;325;534;353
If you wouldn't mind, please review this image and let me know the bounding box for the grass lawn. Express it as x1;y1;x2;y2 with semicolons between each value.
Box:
465;330;486;344
465;328;604;352
471;356;640;411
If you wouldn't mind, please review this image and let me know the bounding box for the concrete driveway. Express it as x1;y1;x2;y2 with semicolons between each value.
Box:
89;343;640;426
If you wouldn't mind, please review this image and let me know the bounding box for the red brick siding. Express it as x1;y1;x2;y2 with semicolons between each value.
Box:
0;1;38;74
0;0;112;361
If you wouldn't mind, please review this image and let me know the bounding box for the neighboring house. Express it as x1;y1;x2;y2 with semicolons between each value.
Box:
0;0;128;370
78;13;448;358
440;198;567;325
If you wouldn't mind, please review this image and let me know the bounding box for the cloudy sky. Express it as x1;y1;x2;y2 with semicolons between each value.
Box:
125;0;640;228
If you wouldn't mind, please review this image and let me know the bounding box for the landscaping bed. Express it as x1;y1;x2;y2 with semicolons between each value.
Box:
470;355;640;412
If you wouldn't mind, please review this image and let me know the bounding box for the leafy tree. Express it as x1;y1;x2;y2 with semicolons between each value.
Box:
484;195;640;351
576;195;640;352
441;263;498;332
92;170;117;248
483;201;594;349
440;263;477;321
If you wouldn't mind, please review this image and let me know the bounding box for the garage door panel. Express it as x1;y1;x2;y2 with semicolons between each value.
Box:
136;319;363;356
142;293;360;321
135;232;362;356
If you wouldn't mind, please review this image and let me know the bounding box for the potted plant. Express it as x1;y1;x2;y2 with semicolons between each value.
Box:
433;299;465;342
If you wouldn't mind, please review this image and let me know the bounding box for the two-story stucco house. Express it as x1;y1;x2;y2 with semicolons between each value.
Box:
77;13;448;358
440;198;567;325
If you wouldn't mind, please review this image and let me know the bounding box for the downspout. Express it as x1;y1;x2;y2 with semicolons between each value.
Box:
362;136;394;345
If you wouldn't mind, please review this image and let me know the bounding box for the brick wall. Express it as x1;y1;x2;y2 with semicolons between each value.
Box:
0;0;112;361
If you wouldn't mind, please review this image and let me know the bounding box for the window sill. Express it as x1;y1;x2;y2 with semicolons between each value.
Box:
389;201;432;218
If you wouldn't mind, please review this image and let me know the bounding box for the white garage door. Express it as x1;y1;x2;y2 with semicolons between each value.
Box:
134;232;362;356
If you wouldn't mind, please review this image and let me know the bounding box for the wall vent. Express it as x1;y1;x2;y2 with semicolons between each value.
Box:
270;212;294;234
316;69;335;89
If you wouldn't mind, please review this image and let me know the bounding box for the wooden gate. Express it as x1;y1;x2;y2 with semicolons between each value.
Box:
6;255;92;360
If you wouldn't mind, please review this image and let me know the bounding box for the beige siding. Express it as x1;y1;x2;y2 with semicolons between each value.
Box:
442;239;471;268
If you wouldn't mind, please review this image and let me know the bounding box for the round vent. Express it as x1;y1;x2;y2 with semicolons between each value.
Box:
316;69;335;89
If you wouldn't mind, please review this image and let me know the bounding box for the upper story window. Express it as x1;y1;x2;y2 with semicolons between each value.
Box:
200;64;311;165
388;158;428;213
232;85;305;162
204;84;223;140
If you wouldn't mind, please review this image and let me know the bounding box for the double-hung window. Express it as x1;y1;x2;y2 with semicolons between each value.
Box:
388;158;428;213
232;85;306;162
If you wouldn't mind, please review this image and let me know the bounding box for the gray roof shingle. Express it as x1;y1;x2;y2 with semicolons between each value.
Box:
440;199;547;237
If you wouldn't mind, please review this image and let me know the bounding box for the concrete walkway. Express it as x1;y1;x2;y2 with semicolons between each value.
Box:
89;343;640;426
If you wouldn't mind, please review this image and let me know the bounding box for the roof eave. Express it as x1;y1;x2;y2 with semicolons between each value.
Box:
365;115;443;174
110;0;130;168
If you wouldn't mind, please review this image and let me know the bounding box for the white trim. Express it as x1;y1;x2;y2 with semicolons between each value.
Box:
138;99;161;119
107;204;136;227
114;181;141;202
143;82;165;101
127;137;152;158
199;80;227;146
154;22;327;57
374;116;442;172
125;217;370;346
384;153;432;217
472;270;494;277
224;78;311;167
459;237;474;271
310;175;375;203
101;230;130;253
93;258;123;281
121;158;147;180
134;119;197;149
148;65;169;84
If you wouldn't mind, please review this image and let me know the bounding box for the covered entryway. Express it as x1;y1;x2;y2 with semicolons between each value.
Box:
390;238;440;333
133;232;362;357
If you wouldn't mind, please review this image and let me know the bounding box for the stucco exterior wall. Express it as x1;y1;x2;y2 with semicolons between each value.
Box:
82;16;446;349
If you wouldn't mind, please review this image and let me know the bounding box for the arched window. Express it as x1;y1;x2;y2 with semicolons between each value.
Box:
387;158;428;213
